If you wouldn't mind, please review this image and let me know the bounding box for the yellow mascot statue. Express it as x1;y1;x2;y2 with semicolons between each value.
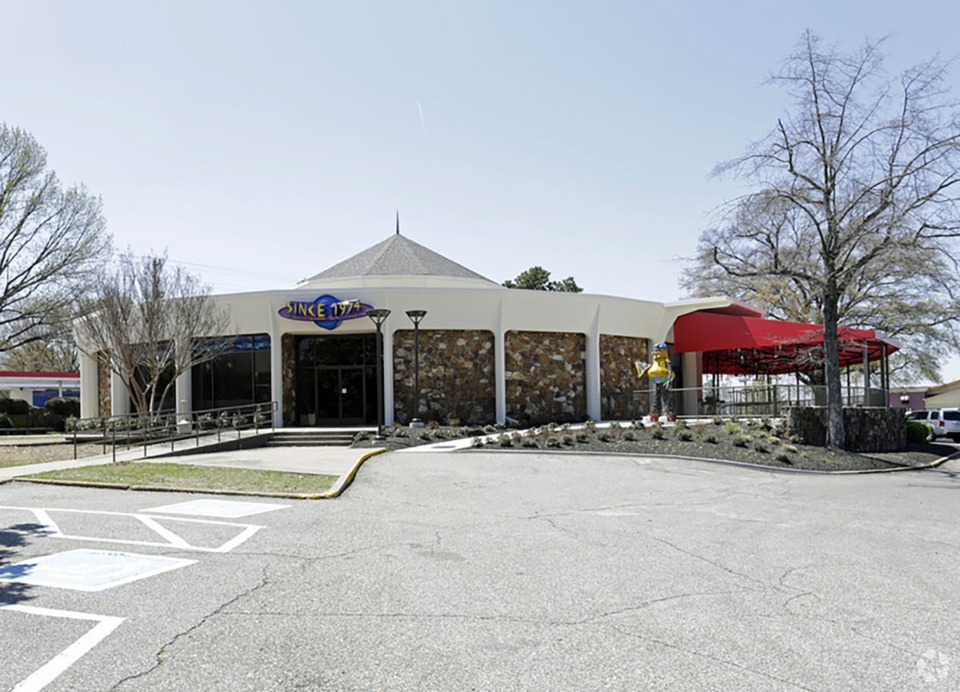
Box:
634;343;675;422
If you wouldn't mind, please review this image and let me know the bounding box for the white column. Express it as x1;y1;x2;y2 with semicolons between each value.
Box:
175;337;192;421
175;369;192;418
79;351;99;419
495;329;506;423
110;371;129;416
383;327;395;426
585;309;601;421
270;330;285;428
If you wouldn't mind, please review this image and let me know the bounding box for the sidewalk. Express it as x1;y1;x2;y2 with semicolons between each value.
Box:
0;430;384;486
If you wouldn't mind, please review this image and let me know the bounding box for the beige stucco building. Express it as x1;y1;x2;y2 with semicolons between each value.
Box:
78;233;740;427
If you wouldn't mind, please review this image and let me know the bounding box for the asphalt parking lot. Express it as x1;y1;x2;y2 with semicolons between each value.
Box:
2;450;959;691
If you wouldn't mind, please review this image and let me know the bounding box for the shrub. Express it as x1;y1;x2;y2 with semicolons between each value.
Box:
575;430;588;442
44;397;80;418
0;413;12;429
733;434;752;448
353;431;370;442
561;434;575;446
545;435;562;448
418;431;433;441
783;444;798;453
651;424;666;440
597;431;611;442
472;437;484;448
725;421;742;435
676;429;693;442
775;452;793;464
0;399;30;415
712;416;724;425
768;436;781;446
521;436;539;448
630;420;644;430
584;420;597;432
623;430;637;441
906;420;933;444
704;433;719;444
674;418;688;429
498;433;513;448
753;440;768;453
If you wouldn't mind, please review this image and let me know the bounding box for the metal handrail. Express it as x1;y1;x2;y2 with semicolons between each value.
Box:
67;401;278;461
601;384;889;420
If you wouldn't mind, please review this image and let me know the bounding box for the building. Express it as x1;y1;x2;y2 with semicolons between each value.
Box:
0;371;80;407
76;232;896;427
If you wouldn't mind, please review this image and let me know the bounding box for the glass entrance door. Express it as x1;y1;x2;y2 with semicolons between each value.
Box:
314;367;366;425
295;335;377;426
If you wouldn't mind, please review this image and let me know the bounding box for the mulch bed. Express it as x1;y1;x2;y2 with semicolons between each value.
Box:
353;422;958;472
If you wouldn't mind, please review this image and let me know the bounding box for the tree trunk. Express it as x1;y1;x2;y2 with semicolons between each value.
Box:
822;287;845;449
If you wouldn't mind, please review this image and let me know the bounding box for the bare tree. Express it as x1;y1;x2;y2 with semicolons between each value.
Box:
0;123;111;354
686;32;960;449
685;191;960;383
2;334;78;372
76;253;231;416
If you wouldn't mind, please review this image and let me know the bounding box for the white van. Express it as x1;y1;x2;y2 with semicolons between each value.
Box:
907;408;960;442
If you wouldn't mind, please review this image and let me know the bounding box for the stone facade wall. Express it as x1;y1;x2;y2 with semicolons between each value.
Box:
97;351;111;418
393;329;495;425
786;407;907;452
281;334;296;427
505;331;585;425
600;335;649;420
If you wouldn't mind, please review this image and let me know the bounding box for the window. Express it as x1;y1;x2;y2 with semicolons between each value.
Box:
192;335;271;411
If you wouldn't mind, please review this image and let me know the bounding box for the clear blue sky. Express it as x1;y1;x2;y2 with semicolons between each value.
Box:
6;1;960;378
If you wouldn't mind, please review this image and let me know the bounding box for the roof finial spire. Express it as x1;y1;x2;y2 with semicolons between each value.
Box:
396;210;400;235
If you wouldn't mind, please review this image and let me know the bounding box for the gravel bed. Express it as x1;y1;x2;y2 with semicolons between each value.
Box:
353;422;958;472
0;442;107;466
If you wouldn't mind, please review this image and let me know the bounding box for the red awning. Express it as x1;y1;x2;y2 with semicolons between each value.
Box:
673;311;898;375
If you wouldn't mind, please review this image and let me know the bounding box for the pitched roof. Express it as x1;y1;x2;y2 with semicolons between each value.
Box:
303;233;497;285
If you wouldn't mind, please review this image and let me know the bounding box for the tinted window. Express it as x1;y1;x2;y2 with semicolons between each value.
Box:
943;411;960;421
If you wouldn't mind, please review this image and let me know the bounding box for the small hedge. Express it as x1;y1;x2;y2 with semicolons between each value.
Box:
0;399;30;415
44;397;81;417
906;420;933;444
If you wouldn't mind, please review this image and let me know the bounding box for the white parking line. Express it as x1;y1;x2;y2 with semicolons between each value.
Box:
0;549;198;592
0;506;264;553
143;499;291;518
1;604;123;692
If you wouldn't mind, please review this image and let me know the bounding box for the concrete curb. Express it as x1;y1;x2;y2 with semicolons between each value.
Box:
312;447;388;499
11;448;390;500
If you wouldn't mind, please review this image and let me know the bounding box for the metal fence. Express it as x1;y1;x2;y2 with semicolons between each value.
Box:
67;401;278;461
602;384;887;420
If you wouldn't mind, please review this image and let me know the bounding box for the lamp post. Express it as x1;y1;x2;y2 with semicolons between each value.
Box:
367;308;391;439
406;309;427;427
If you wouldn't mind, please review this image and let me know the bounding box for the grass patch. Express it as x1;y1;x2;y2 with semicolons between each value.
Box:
24;461;337;495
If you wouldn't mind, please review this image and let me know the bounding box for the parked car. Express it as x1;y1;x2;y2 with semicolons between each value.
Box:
906;409;960;442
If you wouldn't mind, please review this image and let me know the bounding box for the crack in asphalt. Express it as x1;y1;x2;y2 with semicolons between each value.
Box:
643;532;770;587
109;565;271;690
608;622;817;691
